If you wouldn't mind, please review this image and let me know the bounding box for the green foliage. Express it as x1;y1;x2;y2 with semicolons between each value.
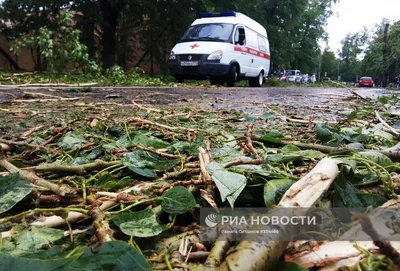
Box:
157;186;197;214
10;10;95;73
0;173;32;214
112;206;170;237
206;162;247;208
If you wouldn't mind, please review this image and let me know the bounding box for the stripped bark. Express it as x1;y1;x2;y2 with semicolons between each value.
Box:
89;200;114;243
219;157;340;271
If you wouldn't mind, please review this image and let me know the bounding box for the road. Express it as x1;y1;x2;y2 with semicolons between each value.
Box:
0;85;397;121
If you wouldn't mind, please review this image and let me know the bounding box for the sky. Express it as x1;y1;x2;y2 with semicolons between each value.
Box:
322;0;400;56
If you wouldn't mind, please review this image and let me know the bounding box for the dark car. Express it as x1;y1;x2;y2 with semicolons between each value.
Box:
273;69;287;79
359;76;374;88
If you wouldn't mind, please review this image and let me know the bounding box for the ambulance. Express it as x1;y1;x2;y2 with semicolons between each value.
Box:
167;11;271;87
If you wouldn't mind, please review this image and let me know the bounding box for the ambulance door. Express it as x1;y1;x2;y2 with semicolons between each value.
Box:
232;25;251;75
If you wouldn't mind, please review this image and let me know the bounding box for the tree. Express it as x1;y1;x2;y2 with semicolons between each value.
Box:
0;0;71;70
321;48;338;79
10;10;94;73
338;29;368;82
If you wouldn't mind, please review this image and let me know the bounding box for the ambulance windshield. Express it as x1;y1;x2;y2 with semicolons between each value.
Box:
178;23;234;43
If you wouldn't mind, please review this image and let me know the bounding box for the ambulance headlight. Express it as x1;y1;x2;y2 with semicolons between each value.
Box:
169;51;176;60
207;50;223;60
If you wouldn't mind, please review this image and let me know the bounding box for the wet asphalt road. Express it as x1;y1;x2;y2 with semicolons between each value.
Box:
0;85;398;121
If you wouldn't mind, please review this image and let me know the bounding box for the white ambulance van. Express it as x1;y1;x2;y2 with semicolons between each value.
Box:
167;11;271;87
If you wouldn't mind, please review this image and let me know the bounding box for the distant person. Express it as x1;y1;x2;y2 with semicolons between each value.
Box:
397;76;400;88
311;74;316;83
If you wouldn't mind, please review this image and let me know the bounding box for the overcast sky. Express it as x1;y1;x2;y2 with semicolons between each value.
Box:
323;0;400;55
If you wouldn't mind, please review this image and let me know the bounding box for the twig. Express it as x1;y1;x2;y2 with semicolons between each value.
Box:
158;180;204;194
134;144;180;159
34;160;122;175
0;138;61;155
11;97;80;103
131;100;162;113
352;214;400;267
375;110;400;136
223;158;264;168
0;149;76;196
20;125;44;139
129;116;211;133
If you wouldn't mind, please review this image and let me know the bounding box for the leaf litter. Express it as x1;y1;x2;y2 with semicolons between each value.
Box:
1;90;400;270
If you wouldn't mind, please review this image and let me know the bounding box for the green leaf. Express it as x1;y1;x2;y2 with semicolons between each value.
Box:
158;186;197;214
259;135;282;144
350;172;380;187
358;151;394;167
95;174;133;191
315;122;333;142
131;131;169;149
2;225;65;257
244;114;258;121
264;179;296;207
67;241;152;270
206;162;247;208
260;112;275;121
333;170;388;208
112;206;169;237
281;145;301;152
0;173;32;214
266;150;325;163
122;150;180;178
57;133;86;150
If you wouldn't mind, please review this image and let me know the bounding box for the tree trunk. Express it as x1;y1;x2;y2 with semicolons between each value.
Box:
0;46;23;71
98;0;120;69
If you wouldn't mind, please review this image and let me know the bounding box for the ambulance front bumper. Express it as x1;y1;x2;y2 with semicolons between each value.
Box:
168;54;230;78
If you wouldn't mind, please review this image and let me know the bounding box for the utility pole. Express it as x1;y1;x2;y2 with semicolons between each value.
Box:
318;53;322;81
383;23;389;88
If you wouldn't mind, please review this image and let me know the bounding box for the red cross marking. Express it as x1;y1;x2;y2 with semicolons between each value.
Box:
190;43;199;49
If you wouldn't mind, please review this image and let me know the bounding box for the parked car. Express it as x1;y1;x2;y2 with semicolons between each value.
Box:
300;74;310;83
322;77;332;82
273;69;287;79
286;70;302;83
358;76;374;88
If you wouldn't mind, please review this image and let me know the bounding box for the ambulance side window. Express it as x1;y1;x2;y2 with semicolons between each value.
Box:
234;27;246;46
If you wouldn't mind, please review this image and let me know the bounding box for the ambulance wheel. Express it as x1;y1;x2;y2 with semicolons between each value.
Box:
249;71;264;87
210;77;225;86
226;65;238;87
175;76;184;83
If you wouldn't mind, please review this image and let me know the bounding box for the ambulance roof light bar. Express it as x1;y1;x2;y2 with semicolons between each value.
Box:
199;11;237;18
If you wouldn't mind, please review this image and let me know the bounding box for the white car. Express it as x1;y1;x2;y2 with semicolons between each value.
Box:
167;11;271;87
286;70;302;83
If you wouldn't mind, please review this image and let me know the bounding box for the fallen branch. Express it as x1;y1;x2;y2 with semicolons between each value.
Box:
23;92;67;99
0;149;76;196
382;143;400;162
20;125;44;139
11;97;80;103
129;116;211;134
219;157;340;271
88;200;114;243
353;214;400;267
34;160;122;175
375;110;400;136
0;138;61;155
285;197;400;270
